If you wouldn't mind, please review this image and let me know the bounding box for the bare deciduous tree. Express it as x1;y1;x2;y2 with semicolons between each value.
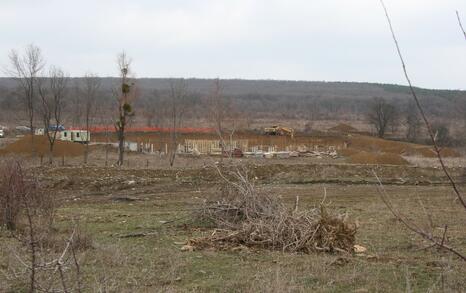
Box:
168;79;188;167
6;44;45;150
80;73;101;164
405;100;421;142
367;97;397;138
38;67;68;164
142;90;161;127
70;84;84;126
206;78;238;159
432;123;451;146
304;100;320;134
115;52;135;166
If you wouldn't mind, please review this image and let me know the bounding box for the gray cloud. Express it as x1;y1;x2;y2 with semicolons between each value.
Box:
0;0;465;89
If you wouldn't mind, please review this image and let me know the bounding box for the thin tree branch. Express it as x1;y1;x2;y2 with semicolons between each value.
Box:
45;228;76;292
70;240;82;293
440;225;448;247
380;0;466;211
373;170;466;261
456;10;466;40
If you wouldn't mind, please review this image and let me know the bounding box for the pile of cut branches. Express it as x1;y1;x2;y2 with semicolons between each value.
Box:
191;167;356;253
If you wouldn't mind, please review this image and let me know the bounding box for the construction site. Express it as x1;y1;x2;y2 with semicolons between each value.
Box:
1;2;465;290
0;123;460;167
1;119;465;292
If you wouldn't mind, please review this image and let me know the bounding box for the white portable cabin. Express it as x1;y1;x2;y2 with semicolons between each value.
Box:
60;130;90;143
35;128;45;136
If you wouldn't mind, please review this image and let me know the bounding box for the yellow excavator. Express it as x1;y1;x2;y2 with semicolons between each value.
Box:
264;125;294;139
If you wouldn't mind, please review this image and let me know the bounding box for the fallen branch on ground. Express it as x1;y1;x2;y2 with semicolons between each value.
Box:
190;166;356;253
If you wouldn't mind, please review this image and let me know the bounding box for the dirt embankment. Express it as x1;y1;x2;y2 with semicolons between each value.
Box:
338;135;460;165
1;130;460;167
327;123;359;133
347;151;409;165
324;123;460;165
0;136;86;157
37;163;466;197
347;135;459;157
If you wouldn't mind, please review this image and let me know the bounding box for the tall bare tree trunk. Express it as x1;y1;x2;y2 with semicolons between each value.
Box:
118;126;125;166
38;67;68;166
168;79;188;167
169;114;177;167
80;73;100;164
48;143;54;165
115;52;135;167
207;78;238;161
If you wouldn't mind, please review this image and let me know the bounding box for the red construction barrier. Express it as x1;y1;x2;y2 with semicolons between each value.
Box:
67;126;215;134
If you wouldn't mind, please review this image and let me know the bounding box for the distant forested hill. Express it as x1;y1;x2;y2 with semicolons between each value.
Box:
1;77;465;127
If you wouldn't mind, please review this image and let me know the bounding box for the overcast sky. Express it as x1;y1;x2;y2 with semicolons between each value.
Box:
0;0;464;89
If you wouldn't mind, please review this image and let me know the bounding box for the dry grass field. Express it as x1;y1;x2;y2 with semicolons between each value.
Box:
0;131;465;292
1;158;465;292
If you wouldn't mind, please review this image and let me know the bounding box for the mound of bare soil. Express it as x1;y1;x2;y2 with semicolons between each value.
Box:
0;136;85;157
348;151;409;165
337;148;360;157
328;123;359;133
414;147;460;158
348;135;459;158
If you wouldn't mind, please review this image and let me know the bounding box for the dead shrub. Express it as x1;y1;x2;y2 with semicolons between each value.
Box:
38;221;94;253
0;160;93;292
0;159;55;231
192;167;356;253
71;222;94;251
0;162;22;230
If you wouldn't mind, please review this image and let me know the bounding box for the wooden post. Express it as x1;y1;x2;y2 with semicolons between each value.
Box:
105;145;108;167
146;159;149;168
62;154;65;166
40;155;43;166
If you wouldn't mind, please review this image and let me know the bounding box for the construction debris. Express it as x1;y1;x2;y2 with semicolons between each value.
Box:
242;149;338;159
353;244;367;253
181;244;194;252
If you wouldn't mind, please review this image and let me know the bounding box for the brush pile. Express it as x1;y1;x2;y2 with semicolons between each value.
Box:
190;168;356;253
